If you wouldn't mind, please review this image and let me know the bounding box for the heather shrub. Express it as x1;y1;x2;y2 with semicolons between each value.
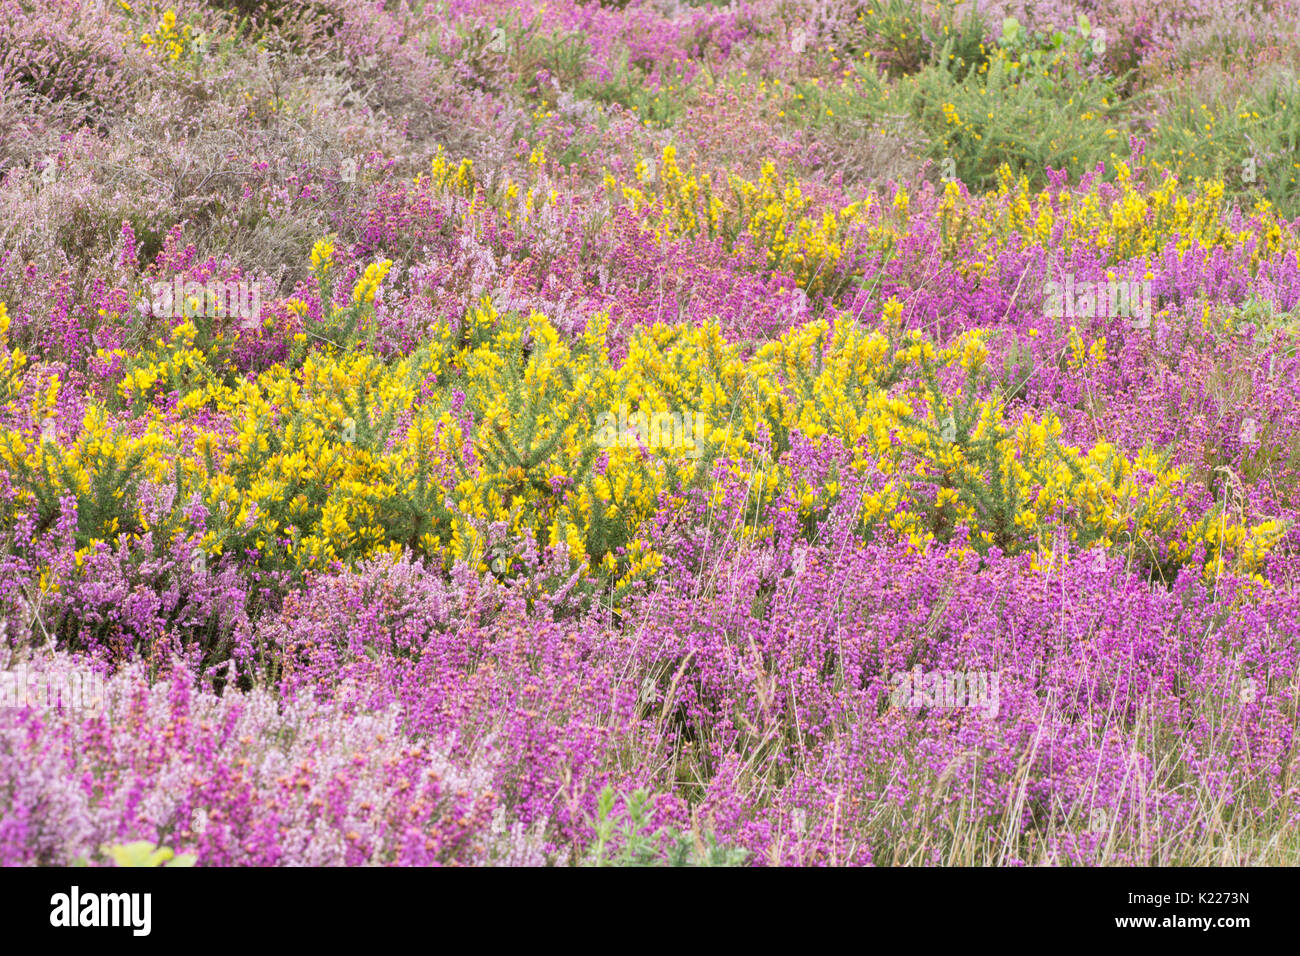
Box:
0;651;533;865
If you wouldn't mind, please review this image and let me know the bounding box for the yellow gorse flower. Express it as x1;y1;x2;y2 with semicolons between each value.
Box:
141;9;191;61
310;239;335;275
1;154;1290;595
352;260;394;306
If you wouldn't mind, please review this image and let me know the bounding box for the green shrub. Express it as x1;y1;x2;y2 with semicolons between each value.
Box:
583;787;749;866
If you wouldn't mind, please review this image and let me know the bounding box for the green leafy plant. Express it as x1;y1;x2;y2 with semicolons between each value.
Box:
584;786;749;867
103;840;197;867
785;13;1135;192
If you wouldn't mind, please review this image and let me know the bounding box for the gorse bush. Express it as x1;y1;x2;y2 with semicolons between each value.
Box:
1;215;1288;665
819;0;989;78
781;11;1300;214
1149;72;1300;211
785;33;1128;193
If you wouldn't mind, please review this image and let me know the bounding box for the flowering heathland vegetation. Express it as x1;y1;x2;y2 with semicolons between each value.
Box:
3;0;1300;866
